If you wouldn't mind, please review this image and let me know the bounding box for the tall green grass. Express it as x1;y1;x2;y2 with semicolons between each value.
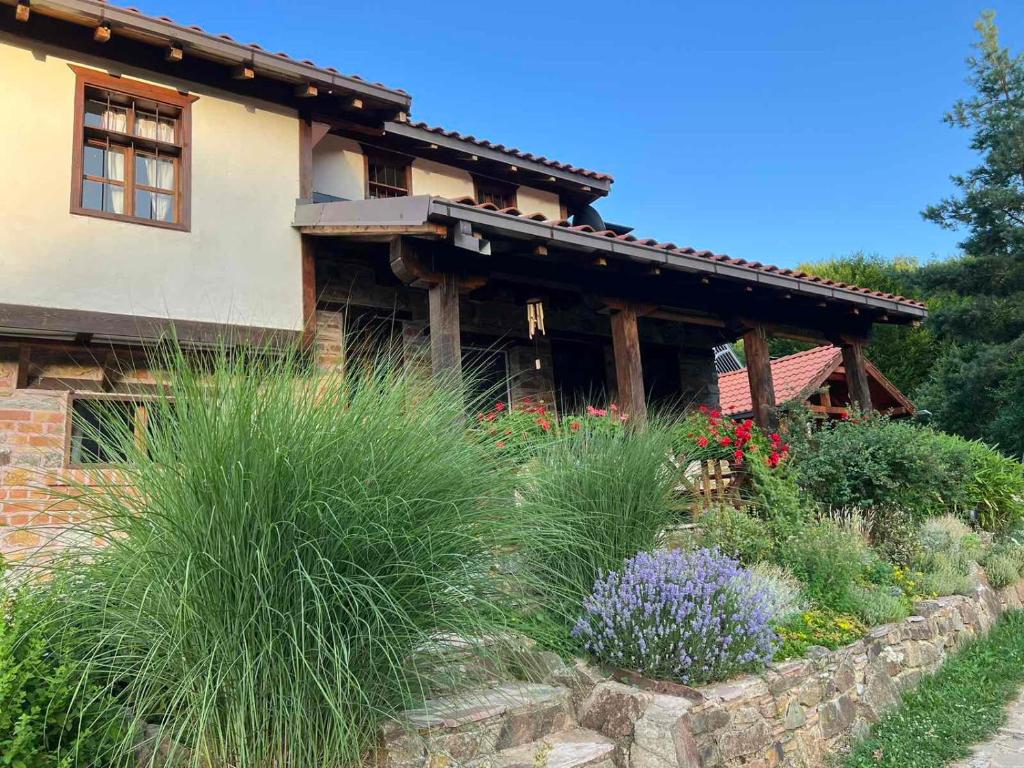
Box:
511;416;683;647
48;343;521;768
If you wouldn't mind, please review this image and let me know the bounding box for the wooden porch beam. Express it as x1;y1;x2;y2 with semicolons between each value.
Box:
298;117;318;347
841;341;873;414
428;273;462;380
610;304;647;422
743;326;776;430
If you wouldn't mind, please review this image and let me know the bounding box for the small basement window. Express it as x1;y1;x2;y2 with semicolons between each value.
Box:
71;66;196;230
68;396;155;465
366;154;411;199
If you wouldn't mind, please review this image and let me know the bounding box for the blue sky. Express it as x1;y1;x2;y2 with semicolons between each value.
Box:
138;1;1023;268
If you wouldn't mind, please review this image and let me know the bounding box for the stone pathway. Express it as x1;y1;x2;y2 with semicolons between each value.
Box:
952;689;1024;767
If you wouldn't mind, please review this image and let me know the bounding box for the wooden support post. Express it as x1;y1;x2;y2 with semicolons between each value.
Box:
610;305;647;422
841;341;873;414
299;117;317;348
743;326;776;430
428;273;462;380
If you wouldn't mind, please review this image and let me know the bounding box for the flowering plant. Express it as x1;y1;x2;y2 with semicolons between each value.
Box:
677;405;791;469
471;398;629;460
572;548;779;684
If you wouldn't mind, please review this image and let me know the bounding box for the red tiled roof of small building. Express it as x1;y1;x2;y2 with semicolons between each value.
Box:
444;197;928;309
717;346;843;416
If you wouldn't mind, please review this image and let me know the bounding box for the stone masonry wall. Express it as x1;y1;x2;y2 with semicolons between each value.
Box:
576;576;1024;768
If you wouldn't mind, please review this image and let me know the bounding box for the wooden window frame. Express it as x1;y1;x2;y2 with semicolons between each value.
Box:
362;148;412;199
70;65;197;232
65;391;158;468
472;175;518;210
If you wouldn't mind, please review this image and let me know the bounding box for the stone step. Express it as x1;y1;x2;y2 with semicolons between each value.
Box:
382;683;575;767
481;728;618;768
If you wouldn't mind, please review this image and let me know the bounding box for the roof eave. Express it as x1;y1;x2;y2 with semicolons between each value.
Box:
293;196;928;321
18;0;412;110
383;121;613;196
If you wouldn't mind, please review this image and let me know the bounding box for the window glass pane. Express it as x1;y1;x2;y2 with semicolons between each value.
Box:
70;399;135;464
84;99;128;132
83;180;124;214
84;145;125;181
136;155;175;190
135;190;175;222
135;111;176;143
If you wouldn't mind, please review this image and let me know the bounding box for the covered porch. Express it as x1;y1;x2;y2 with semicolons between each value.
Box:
294;195;927;428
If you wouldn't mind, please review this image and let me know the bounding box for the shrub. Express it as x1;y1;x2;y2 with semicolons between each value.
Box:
748;563;807;623
795;417;1024;529
775;609;866;659
0;585;130;767
573;549;778;684
697;506;773;564
779;520;870;613
866;505;922;567
984;554;1020;588
914;515;984;596
847;585;910;626
515;415;682;638
47;343;523;768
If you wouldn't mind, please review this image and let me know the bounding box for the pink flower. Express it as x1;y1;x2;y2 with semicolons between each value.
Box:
496;441;507;449
587;405;608;417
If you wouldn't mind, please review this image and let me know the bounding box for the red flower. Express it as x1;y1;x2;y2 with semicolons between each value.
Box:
768;451;781;468
537;417;552;432
570;420;582;431
770;432;781;443
699;405;709;414
720;436;732;446
743;419;753;429
696;436;709;447
841;412;851;421
711;409;722;419
733;449;745;463
495;401;506;412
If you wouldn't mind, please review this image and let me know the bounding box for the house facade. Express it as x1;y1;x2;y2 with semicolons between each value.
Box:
0;0;927;557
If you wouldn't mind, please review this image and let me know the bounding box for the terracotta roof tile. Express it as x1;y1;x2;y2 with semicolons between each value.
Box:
441;198;927;310
406;122;614;182
717;346;843;416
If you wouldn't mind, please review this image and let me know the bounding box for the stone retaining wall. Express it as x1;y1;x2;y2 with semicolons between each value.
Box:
575;576;1024;768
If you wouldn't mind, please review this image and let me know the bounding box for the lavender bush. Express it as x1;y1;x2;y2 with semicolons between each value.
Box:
572;548;779;684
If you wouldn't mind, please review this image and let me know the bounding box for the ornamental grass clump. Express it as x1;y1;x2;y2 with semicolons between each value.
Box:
572;549;778;685
43;340;520;768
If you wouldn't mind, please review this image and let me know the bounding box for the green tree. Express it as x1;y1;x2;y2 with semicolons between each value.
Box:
796;253;935;394
917;11;1024;458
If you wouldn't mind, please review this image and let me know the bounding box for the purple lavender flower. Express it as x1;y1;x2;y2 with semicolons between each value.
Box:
572;548;779;685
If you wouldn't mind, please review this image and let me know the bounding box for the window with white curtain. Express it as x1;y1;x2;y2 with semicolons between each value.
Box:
72;67;194;229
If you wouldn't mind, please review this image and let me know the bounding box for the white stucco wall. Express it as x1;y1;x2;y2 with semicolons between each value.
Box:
0;35;303;332
312;140;566;221
517;186;564;221
313;134;365;201
410;158;475;199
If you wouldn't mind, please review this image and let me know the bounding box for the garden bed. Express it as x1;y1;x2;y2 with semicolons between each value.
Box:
572;576;1024;768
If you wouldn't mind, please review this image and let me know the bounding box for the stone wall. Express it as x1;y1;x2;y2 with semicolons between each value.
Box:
576;577;1024;768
